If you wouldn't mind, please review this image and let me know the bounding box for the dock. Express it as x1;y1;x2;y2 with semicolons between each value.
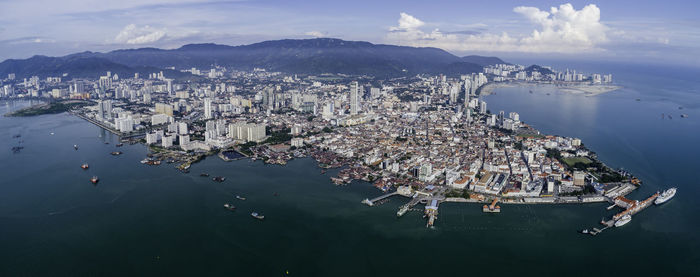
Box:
583;192;659;236
361;191;399;206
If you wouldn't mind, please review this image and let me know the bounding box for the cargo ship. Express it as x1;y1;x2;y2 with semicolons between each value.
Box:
654;187;677;205
614;214;631;227
223;204;236;211
81;163;89;170
251;212;265;220
90;176;99;184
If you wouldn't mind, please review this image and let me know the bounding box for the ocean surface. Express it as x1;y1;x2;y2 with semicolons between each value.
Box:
1;63;699;276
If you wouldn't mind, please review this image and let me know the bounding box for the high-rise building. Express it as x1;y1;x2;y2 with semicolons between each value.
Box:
204;98;213;119
349;81;359;115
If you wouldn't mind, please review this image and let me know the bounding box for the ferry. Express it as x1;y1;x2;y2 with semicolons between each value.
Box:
223;204;236;211
236;195;246;201
614;214;632;227
654;187;677;205
90;176;99;184
251;212;265;220
81;163;89;170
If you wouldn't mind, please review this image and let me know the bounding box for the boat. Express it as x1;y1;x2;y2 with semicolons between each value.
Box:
116;143;124;147
74;144;79;150
654;187;677;205
223;204;236;211
200;173;209;177
104;142;109;144
236;195;246;200
251;212;265;220
580;229;589;234
81;163;89;169
110;151;122;156
90;176;99;184
614;214;632;227
212;176;226;182
680;114;688;118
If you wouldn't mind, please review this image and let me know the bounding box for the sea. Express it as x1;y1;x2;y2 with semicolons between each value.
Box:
1;62;699;276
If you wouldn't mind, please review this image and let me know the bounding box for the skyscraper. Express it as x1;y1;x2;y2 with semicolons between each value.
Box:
204;98;213;119
349;81;359;115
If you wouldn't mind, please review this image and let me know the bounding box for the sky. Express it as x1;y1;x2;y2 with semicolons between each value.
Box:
0;0;698;66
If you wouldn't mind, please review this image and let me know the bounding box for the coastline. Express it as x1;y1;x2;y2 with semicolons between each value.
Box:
480;82;621;96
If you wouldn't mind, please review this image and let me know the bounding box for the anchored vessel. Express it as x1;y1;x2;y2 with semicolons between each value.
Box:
223;204;236;211
212;176;226;182
251;212;265;220
90;176;99;184
236;195;246;200
654;188;677;205
81;163;89;170
614;214;632;227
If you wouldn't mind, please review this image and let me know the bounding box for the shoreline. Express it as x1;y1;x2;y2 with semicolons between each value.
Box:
480;82;622;97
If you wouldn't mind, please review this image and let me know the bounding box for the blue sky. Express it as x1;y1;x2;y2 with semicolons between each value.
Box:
0;0;698;66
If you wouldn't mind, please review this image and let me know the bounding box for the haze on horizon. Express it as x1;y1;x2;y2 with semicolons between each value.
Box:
0;0;698;67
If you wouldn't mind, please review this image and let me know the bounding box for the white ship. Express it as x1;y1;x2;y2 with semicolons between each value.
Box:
614;214;632;227
654;187;677;205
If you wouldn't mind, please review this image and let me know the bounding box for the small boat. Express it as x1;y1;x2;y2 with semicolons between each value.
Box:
212;176;226;182
90;176;99;184
680;114;688;118
614;214;632;227
251;212;265;220
580;229;589;234
223;204;236;211
636;98;641;101
110;151;122;156
81;163;89;169
236;195;246;200
104;142;109;144
74;144;79;150
50;132;54;135
200;173;209;177
273;192;279;197
529;90;533;94
116;143;124;147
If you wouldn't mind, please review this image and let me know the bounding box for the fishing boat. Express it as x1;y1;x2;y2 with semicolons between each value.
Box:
223;204;236;211
81;163;89;170
90;176;99;184
251;212;265;220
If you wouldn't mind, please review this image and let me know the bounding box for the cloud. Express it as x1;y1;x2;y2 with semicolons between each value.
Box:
386;3;609;53
114;24;166;44
304;31;327;38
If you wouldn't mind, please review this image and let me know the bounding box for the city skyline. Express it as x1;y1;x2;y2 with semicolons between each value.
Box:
1;1;698;66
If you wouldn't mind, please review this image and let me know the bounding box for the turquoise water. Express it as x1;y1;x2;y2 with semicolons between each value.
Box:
1;63;699;276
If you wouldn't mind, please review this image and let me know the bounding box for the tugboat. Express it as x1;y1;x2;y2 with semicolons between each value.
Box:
212;176;226;182
223;204;236;211
90;176;99;184
81;163;89;170
251;212;265;220
236;195;246;201
110;151;123;156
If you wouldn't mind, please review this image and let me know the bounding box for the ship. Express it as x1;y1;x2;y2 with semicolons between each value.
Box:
81;163;89;170
116;143;124;147
212;176;226;182
236;195;246;200
200;173;209;177
90;176;99;184
614;214;632;227
251;212;265;220
223;204;236;211
110;151;122;156
74;144;79;150
680;114;688;118
654;187;677;205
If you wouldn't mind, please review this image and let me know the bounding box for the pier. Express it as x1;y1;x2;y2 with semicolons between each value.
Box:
361;191;399;206
583;192;660;236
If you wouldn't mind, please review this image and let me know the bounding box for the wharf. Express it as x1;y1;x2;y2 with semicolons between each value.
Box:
361;191;399;206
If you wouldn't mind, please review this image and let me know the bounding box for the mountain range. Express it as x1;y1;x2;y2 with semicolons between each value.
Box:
0;38;507;79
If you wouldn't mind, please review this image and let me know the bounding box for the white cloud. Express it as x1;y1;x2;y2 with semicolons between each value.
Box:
387;3;609;53
305;31;327;38
114;24;166;44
